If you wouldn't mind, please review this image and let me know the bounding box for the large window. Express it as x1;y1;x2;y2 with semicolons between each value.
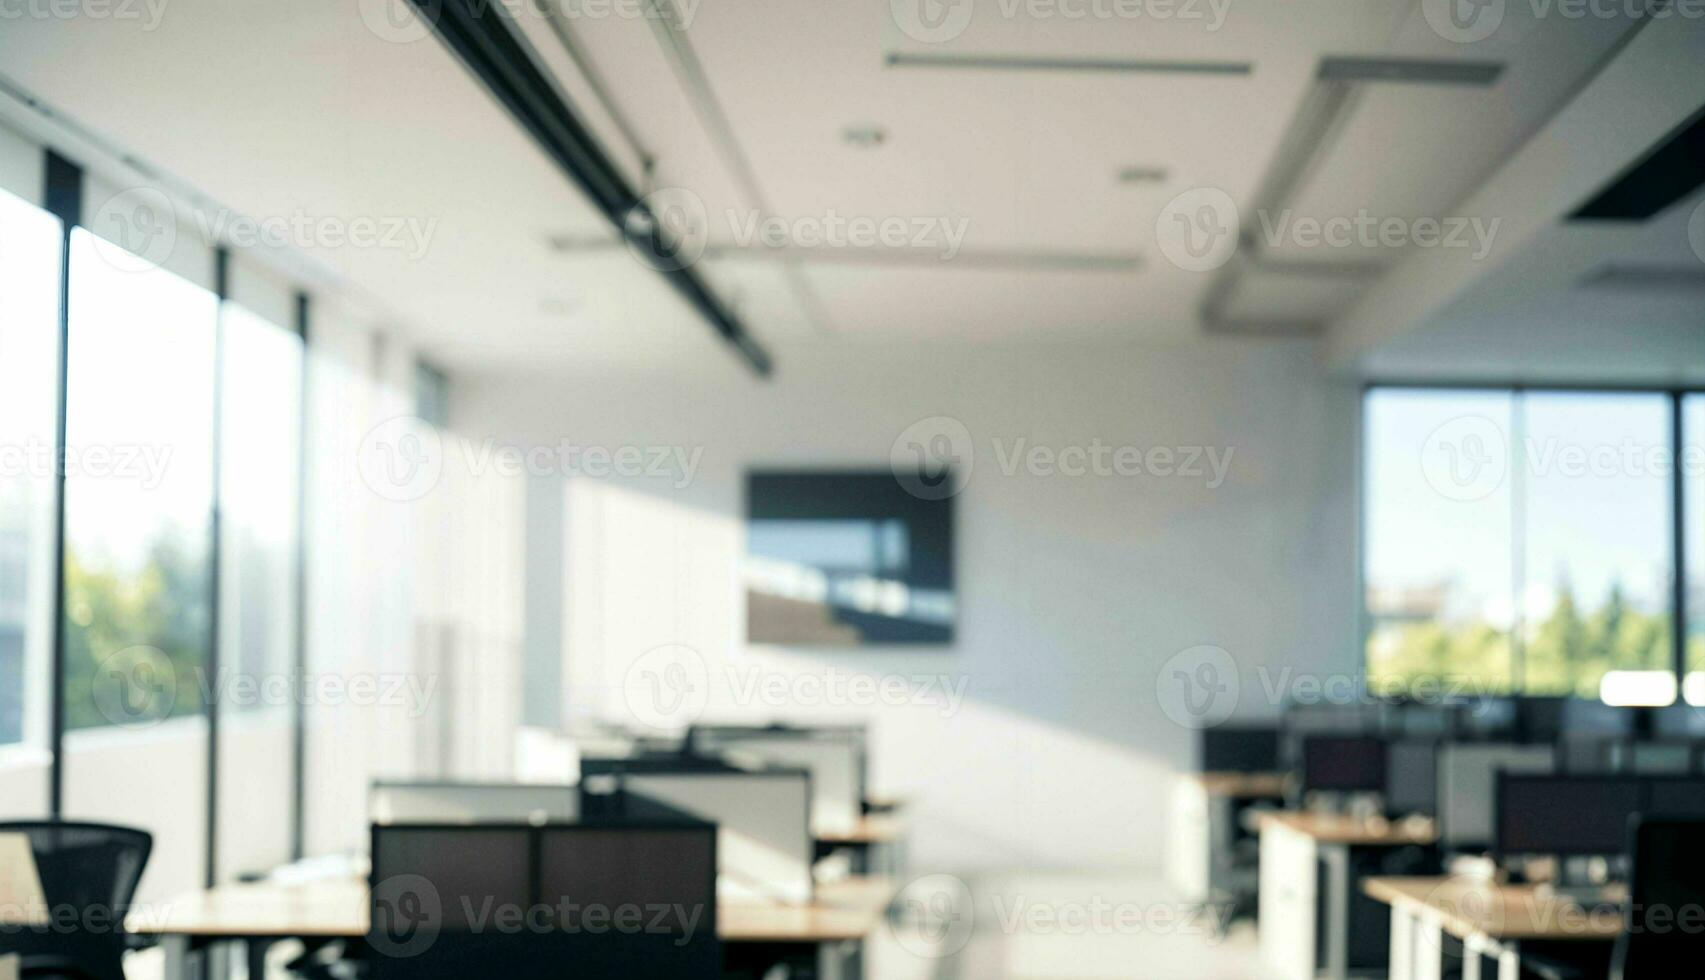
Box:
61;227;218;732
0;188;63;813
1367;387;1682;700
214;296;302;881
61;227;218;900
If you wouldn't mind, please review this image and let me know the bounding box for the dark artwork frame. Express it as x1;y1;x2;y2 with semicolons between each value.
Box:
745;470;955;646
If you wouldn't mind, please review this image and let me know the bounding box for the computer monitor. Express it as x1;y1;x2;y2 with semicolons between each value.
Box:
1458;697;1518;740
1280;703;1376;770
1385;740;1439;817
1299;735;1386;795
370;782;579;825
1559;735;1628;774
616;768;814;904
1629;742;1695;775
1437;743;1557;851
1562;698;1638;736
1650;704;1705;739
1517;696;1569;743
1199;726;1281;773
1495;774;1644;859
1644;777;1705;817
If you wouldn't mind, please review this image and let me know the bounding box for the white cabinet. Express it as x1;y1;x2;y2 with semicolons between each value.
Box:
1258;821;1318;980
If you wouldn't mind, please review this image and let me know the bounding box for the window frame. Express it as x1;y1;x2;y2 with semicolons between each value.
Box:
1361;381;1697;700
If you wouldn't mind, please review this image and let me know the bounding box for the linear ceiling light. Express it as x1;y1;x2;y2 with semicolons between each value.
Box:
885;51;1253;75
410;0;773;377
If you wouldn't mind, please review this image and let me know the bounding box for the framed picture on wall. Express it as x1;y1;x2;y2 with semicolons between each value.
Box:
744;470;955;645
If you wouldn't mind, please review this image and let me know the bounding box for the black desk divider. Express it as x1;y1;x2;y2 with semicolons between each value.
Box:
368;790;719;980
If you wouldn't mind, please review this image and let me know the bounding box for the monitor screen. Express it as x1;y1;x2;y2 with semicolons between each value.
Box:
1385;740;1439;817
1200;727;1280;773
1646;778;1705;817
1300;735;1386;794
1561;698;1637;736
1496;775;1643;858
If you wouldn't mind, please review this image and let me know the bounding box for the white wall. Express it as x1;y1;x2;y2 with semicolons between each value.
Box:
458;340;1361;872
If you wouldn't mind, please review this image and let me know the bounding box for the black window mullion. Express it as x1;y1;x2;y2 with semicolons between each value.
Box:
206;246;230;886
1673;392;1688;697
42;151;82;818
291;291;311;862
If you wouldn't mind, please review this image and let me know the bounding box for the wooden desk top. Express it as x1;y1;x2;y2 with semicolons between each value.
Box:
721;877;896;942
1255;810;1438;846
1363;876;1623;943
126;875;897;945
1193;772;1290;798
816;815;905;845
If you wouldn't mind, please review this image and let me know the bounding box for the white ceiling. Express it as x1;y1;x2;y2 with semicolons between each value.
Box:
0;0;1691;381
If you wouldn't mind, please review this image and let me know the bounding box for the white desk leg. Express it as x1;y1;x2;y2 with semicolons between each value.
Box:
1463;939;1483;980
1414;918;1445;980
1389;907;1415;980
1495;944;1522;980
160;934;193;980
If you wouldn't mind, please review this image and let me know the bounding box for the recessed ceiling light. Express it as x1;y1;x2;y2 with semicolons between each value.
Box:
843;125;888;149
1117;165;1169;185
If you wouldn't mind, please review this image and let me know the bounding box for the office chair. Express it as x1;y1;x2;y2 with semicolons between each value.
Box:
1611;817;1705;980
0;821;151;980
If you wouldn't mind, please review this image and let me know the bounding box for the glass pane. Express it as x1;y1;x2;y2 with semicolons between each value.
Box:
1365;389;1516;694
1519;393;1671;699
1686;395;1705;704
215;301;302;880
61;227;216;900
0;188;62;815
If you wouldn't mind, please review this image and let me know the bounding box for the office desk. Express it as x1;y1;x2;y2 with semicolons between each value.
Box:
128;875;897;980
817;815;906;876
1165;772;1288;904
1256;813;1438;980
1365;876;1621;980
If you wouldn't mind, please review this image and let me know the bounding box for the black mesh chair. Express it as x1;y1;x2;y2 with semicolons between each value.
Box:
1611;817;1705;980
0;821;151;980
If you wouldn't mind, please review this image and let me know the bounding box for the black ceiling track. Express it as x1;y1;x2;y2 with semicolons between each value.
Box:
411;0;773;377
1571;101;1705;222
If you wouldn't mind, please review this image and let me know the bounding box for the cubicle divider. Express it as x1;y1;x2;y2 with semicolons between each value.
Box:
367;795;719;980
579;758;816;905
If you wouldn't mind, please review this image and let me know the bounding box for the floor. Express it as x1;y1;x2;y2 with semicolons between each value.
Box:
867;874;1275;980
